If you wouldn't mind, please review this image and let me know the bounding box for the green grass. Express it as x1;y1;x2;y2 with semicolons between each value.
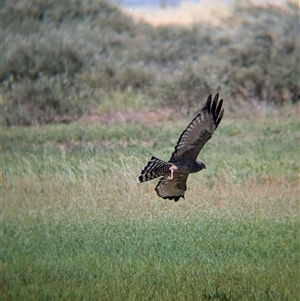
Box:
2;219;298;301
1;114;299;300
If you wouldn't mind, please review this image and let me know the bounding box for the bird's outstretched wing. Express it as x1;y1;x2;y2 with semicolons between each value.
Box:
155;173;189;202
170;94;224;162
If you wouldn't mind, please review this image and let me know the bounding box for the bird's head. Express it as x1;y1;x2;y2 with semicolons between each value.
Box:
196;160;206;171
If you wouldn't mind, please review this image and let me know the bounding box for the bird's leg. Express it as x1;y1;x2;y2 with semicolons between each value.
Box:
167;169;174;180
167;164;177;180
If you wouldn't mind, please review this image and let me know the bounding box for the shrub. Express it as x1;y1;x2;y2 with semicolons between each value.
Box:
1;0;299;125
2;33;83;82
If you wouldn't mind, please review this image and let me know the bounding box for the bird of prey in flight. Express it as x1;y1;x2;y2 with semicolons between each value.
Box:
137;93;224;202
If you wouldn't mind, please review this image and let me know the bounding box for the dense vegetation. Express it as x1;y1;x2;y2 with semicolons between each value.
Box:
2;0;299;125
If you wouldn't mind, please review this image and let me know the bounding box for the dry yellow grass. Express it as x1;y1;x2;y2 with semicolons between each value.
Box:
123;0;295;27
3;156;299;224
123;0;232;27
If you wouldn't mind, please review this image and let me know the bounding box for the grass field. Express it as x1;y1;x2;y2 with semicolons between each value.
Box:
1;108;299;300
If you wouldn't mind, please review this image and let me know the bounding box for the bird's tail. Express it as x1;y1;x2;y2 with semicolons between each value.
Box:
137;156;172;183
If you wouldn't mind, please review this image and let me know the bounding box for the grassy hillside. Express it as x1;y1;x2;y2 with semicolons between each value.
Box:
2;0;299;125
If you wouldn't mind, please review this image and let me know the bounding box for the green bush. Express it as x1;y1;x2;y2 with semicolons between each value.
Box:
2;34;83;81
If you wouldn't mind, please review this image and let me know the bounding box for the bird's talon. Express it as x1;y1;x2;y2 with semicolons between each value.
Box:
167;169;174;180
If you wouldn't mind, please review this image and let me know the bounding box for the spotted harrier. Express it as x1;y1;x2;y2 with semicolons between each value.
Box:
137;93;224;202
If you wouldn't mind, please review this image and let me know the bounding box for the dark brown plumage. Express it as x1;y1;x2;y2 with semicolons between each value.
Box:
137;93;224;202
